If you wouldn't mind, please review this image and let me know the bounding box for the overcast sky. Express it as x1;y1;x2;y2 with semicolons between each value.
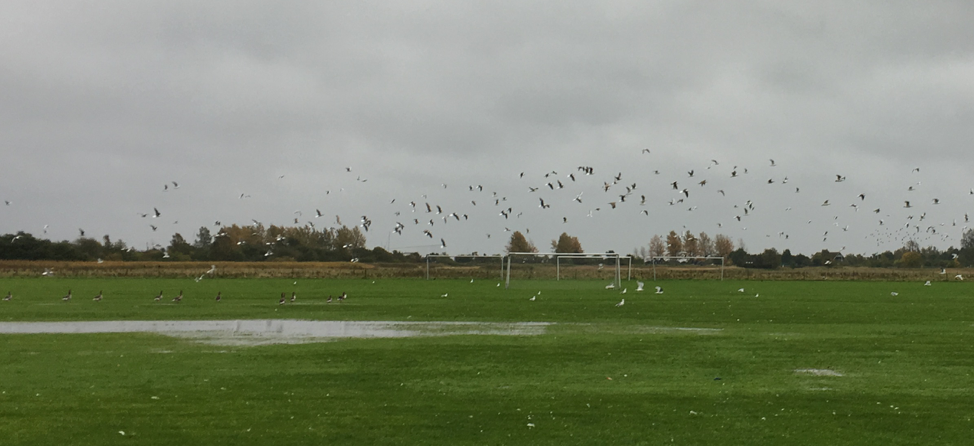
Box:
2;1;973;257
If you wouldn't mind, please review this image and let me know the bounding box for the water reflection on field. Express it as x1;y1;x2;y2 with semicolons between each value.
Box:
0;320;551;345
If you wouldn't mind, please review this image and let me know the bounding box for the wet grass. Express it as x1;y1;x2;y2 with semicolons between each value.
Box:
2;278;974;444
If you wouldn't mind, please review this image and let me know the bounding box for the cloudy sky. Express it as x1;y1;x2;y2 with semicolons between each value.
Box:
2;1;973;257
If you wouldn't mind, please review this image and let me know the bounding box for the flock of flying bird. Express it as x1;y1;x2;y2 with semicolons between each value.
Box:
3;150;972;259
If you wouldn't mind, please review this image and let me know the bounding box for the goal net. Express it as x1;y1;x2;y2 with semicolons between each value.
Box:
504;252;623;289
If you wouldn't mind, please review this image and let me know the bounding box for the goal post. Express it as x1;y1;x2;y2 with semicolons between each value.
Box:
425;254;504;281
504;252;623;289
648;256;725;280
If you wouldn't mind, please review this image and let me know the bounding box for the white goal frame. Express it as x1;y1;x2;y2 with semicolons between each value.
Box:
647;256;725;281
555;253;633;281
504;252;622;289
425;254;504;281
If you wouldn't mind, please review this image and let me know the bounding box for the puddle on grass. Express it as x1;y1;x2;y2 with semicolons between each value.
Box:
794;368;844;377
0;320;551;346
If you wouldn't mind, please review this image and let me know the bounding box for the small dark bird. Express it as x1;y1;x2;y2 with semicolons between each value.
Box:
279;292;286;305
215;292;222;302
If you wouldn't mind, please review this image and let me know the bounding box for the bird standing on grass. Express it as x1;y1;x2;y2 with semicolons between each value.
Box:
279;293;286;305
291;292;297;303
62;290;72;301
3;292;11;301
173;291;183;302
655;286;664;294
93;291;102;301
215;292;222;302
154;291;163;301
615;298;625;307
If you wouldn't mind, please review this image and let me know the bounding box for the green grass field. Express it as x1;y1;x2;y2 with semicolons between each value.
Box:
2;278;974;445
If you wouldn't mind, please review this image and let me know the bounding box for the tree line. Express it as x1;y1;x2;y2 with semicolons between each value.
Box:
2;224;409;263
4;226;974;268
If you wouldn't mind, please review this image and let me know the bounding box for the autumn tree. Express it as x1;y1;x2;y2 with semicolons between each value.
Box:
897;251;922;268
551;232;583;253
649;235;665;258
334;225;367;250
506;231;537;253
682;231;699;256
697;232;715;257
665;231;683;257
714;234;734;258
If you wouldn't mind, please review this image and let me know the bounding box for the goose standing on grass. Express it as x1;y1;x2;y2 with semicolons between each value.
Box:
62;290;72;301
215;292;222;302
290;292;296;303
326;296;333;303
154;290;163;301
93;291;102;301
279;293;286;305
3;291;11;301
655;286;664;294
173;291;183;302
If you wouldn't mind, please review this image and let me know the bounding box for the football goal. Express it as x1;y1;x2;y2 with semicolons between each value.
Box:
504;252;623;289
425;254;504;281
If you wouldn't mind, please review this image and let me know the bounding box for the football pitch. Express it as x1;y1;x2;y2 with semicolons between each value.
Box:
1;278;973;445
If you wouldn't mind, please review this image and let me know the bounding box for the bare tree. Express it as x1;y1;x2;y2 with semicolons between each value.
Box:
649;235;665;258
